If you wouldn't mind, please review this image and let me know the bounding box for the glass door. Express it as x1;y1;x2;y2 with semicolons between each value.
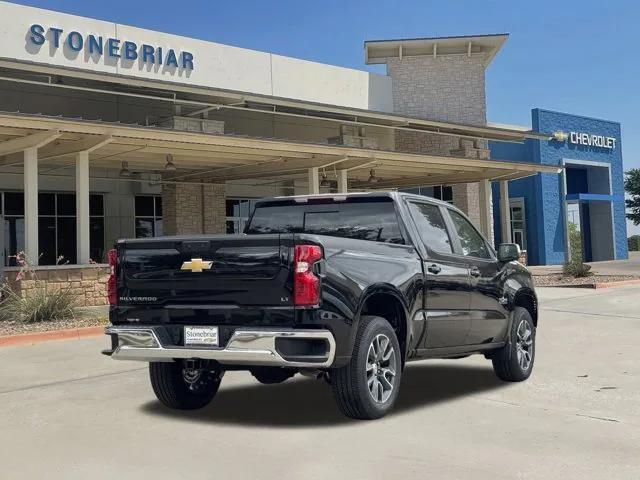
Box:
509;199;527;251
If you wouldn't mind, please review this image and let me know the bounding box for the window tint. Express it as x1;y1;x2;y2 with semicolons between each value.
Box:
246;199;404;244
57;193;75;216
135;196;155;217
407;202;452;253
449;210;491;259
4;192;24;216
90;194;104;216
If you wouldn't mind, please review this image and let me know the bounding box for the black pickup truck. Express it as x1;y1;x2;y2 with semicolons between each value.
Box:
104;192;538;420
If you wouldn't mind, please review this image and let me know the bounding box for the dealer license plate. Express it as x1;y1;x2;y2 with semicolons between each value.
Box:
184;326;219;347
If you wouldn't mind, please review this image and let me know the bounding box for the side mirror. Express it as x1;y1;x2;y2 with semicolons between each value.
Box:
498;243;521;262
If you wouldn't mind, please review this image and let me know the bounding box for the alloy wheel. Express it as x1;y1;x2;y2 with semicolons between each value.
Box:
515;319;534;371
366;333;397;403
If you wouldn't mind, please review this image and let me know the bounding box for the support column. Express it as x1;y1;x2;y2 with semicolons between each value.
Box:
308;167;319;194
76;151;90;264
478;179;493;241
337;170;348;193
24;147;39;265
500;180;512;244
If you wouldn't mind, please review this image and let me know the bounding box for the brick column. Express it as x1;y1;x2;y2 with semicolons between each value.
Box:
162;182;204;235
163;181;226;236
203;183;227;234
386;54;490;228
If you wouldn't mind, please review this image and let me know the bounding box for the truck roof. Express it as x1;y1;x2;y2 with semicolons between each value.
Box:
257;190;456;209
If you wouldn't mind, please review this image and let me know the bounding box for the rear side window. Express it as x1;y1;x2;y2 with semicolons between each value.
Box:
407;202;453;254
448;209;491;259
246;199;404;244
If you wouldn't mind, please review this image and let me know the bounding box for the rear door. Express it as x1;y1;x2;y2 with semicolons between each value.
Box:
444;209;509;345
405;200;471;349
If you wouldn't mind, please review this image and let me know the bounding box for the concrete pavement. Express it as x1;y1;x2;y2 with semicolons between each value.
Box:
529;251;640;276
1;286;639;479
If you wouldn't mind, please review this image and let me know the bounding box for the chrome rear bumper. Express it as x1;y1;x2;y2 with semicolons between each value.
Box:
104;326;336;368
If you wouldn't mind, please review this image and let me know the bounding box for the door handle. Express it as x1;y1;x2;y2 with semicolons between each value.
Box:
470;266;481;277
427;264;441;274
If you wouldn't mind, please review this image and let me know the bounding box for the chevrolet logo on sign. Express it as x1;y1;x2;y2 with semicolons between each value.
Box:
181;258;213;273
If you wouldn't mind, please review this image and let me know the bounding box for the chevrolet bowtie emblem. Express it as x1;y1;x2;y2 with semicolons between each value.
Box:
181;258;213;273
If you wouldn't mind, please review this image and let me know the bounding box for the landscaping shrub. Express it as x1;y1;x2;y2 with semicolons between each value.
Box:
562;261;592;278
0;284;80;323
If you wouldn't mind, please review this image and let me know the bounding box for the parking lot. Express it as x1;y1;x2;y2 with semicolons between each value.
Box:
1;286;639;480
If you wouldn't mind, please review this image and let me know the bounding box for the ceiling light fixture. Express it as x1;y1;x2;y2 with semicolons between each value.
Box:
165;154;176;171
320;172;331;187
119;161;131;178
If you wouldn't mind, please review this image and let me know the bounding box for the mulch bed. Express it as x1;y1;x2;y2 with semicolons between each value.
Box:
0;316;108;337
533;274;640;288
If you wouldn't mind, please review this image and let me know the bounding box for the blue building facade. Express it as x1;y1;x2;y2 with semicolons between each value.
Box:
490;109;628;266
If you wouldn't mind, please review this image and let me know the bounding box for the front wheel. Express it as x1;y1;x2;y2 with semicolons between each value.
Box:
491;307;536;382
330;316;402;420
149;360;222;410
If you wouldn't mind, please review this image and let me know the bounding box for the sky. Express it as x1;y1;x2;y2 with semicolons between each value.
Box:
13;0;640;234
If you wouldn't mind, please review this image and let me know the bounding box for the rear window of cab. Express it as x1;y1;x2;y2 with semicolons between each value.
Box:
246;197;405;244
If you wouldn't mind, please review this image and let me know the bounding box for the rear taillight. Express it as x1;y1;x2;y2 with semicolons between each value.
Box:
107;248;118;305
293;244;323;307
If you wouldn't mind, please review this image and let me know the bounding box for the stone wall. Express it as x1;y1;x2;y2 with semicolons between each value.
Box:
203;184;227;234
386;53;490;228
163;182;226;236
5;265;110;307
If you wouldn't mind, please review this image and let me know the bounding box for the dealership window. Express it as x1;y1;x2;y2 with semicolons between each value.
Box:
432;186;453;204
2;192;105;266
510;198;527;251
226;198;258;234
401;186;453;204
135;196;163;238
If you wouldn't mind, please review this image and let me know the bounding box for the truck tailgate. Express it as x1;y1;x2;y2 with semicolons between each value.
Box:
117;234;293;311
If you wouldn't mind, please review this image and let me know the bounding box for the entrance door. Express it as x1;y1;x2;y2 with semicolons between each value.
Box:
509;199;526;251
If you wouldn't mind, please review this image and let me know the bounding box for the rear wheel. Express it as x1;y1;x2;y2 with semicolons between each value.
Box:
330;316;402;420
251;367;296;384
149;360;222;410
491;307;536;382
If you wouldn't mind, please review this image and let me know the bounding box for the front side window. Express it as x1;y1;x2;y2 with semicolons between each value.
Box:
448;209;491;259
407;202;452;254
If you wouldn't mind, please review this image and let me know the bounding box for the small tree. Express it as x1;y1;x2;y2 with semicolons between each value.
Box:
563;221;592;278
567;221;583;262
625;169;640;225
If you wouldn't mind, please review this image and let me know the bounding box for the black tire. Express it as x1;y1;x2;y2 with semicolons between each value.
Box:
491;307;536;382
149;361;222;410
330;316;402;420
251;367;296;384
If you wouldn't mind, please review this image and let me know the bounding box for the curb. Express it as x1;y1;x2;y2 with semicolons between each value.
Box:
0;325;105;348
537;279;640;290
593;279;640;289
